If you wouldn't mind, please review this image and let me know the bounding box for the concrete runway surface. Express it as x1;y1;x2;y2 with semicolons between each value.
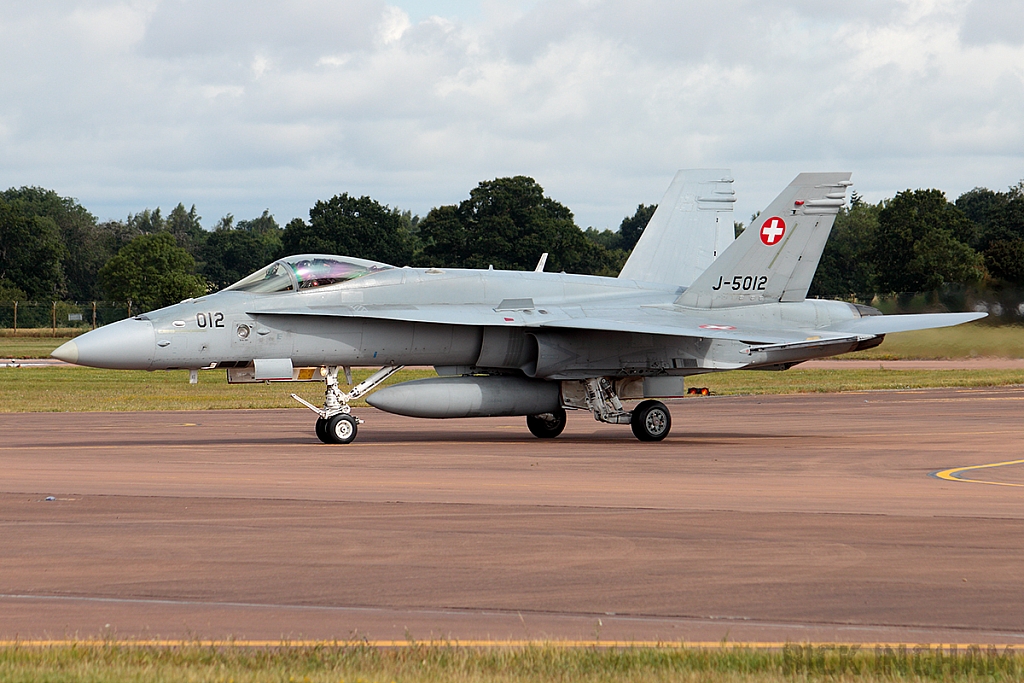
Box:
1;386;1023;644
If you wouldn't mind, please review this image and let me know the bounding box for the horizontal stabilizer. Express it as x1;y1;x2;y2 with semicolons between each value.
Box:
827;312;987;335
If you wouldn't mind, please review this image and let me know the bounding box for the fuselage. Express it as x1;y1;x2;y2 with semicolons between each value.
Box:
55;261;874;378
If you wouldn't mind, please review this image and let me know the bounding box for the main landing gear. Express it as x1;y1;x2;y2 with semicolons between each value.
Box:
551;377;673;442
629;399;672;442
292;365;404;444
526;407;567;438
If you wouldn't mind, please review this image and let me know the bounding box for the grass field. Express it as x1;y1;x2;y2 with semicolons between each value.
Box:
1;364;1021;412
0;366;437;412
1;643;1021;683
845;323;1024;359
692;367;1024;395
0;335;77;359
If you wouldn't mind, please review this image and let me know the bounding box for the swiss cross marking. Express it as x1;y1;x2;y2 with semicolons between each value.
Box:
759;216;786;245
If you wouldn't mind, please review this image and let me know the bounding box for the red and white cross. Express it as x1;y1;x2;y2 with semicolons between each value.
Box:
759;216;786;245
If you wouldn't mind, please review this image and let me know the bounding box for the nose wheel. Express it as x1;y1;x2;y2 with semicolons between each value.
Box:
317;413;357;444
293;364;403;445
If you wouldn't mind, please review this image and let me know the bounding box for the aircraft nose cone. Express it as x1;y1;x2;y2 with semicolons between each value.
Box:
54;318;155;369
51;340;79;364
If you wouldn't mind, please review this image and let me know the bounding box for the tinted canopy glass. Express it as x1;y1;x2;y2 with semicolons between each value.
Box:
224;261;296;293
225;254;393;293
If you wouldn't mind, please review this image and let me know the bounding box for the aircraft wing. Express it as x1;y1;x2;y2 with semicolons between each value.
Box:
534;308;861;346
248;303;857;346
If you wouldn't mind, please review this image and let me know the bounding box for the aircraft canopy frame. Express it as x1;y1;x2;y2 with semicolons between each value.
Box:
225;254;394;293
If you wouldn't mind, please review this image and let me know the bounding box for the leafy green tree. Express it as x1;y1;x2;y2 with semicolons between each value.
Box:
984;238;1024;284
873;189;984;294
237;209;281;237
417;176;614;274
95;219;145;259
810;201;881;300
617;204;657;251
956;187;1007;246
165;203;206;256
0;196;67;299
583;227;618;249
125;207;165;233
202;211;284;290
0;187;102;300
98;232;206;310
0;279;28;303
282;194;414;265
956;183;1024;284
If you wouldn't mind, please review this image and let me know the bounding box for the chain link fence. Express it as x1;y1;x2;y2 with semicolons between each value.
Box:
0;301;134;334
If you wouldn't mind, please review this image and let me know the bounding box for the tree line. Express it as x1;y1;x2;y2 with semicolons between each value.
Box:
810;185;1024;300
2;176;1023;313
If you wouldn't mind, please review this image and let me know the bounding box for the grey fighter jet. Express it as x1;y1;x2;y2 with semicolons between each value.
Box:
52;172;984;444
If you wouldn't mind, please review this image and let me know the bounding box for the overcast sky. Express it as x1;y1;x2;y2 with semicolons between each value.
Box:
1;0;1022;231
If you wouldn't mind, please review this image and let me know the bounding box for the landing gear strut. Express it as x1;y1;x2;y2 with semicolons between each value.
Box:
292;365;404;444
562;377;674;441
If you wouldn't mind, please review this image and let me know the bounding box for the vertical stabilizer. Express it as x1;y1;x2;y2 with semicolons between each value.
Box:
618;169;735;287
675;172;852;309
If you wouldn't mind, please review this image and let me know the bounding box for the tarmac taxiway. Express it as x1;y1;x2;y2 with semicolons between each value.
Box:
1;386;1023;643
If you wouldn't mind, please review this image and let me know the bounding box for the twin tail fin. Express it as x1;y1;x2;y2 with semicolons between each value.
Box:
618;169;736;288
675;172;852;309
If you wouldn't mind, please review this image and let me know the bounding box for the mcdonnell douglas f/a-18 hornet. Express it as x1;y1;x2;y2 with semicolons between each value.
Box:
53;171;985;443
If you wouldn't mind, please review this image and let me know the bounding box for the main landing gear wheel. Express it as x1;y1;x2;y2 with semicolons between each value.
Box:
527;407;567;438
315;417;329;443
324;413;358;444
630;400;671;442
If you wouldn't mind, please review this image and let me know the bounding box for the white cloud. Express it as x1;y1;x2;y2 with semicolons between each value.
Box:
377;6;412;45
0;0;1023;230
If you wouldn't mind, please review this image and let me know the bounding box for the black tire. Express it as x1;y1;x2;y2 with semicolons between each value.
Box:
325;413;358;444
315;417;330;443
630;400;671;441
527;407;567;438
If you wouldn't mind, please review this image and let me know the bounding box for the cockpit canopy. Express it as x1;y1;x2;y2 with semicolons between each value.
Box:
224;254;394;293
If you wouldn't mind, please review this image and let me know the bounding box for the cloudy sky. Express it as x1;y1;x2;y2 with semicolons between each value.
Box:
1;0;1022;231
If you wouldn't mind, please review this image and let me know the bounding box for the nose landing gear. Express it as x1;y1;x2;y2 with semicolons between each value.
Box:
293;365;404;444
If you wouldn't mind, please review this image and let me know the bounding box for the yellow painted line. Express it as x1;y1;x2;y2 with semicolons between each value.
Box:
1;640;1024;649
935;459;1024;488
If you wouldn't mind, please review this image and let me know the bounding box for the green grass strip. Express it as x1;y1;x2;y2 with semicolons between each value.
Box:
0;367;437;413
846;323;1024;360
1;642;1023;682
1;366;1022;413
